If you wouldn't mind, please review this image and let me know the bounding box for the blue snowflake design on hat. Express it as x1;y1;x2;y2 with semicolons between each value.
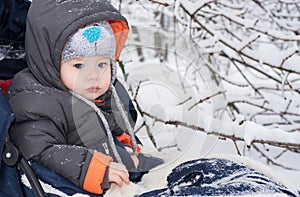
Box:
82;26;102;43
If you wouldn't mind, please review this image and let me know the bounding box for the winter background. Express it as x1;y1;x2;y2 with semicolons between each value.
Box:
10;0;300;196
106;0;300;193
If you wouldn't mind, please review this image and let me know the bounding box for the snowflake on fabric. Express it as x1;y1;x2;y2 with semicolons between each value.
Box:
82;26;102;43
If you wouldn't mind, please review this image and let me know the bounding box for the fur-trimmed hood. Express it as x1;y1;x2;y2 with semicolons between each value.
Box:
25;0;129;90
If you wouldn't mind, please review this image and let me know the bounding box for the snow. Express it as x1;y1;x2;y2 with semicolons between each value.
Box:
244;121;300;146
114;0;300;191
213;117;300;147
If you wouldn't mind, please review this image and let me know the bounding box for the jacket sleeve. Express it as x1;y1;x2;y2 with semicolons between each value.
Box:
10;119;112;194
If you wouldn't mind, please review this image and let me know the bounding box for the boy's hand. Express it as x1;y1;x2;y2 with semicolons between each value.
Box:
125;146;139;168
108;162;130;187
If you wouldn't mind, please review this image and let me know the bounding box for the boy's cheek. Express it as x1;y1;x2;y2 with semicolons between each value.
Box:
61;75;77;91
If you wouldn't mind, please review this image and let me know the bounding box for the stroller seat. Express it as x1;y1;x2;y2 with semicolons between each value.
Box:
0;85;46;197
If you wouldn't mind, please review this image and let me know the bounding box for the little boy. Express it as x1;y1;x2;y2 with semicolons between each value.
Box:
6;0;161;195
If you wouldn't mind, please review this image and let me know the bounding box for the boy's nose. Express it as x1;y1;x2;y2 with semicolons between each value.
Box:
86;67;100;81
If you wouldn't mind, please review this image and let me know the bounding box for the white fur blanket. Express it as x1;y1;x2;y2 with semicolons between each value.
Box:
105;149;297;197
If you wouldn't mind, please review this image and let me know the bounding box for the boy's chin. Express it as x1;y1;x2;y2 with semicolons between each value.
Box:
74;90;106;100
86;93;103;101
74;92;99;101
86;95;99;100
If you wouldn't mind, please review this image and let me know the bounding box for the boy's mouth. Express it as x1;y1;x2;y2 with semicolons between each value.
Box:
87;86;100;93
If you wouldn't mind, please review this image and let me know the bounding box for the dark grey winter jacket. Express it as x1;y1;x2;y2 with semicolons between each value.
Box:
6;0;133;194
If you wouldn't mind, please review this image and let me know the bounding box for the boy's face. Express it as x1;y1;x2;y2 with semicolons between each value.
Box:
60;56;111;100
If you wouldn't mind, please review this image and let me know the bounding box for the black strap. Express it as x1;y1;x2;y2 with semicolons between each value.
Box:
18;158;47;197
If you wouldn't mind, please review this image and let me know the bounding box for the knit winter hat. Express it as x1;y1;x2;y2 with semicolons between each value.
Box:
61;21;116;63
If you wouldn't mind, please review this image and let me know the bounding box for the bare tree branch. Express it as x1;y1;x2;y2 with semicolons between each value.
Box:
188;91;225;111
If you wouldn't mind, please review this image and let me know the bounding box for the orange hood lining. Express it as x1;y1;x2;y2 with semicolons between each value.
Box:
109;20;129;61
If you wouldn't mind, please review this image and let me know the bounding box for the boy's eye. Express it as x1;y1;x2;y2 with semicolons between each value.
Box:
98;62;108;68
74;63;84;69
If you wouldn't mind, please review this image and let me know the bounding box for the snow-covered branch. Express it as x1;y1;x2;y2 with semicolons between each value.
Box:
137;104;300;151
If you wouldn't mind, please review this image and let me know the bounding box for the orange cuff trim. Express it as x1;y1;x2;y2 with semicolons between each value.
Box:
116;133;141;153
116;132;131;144
83;151;113;194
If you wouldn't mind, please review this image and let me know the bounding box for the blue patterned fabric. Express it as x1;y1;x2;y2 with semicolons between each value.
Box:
138;158;297;197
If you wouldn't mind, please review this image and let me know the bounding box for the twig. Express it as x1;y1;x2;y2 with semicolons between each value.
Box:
142;110;205;131
252;144;299;171
147;0;169;7
233;140;242;156
229;53;264;97
176;96;192;106
239;35;261;52
188;91;225;111
157;144;177;151
280;50;299;67
274;149;288;160
207;131;300;150
134;121;146;134
145;124;158;148
133;80;144;101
